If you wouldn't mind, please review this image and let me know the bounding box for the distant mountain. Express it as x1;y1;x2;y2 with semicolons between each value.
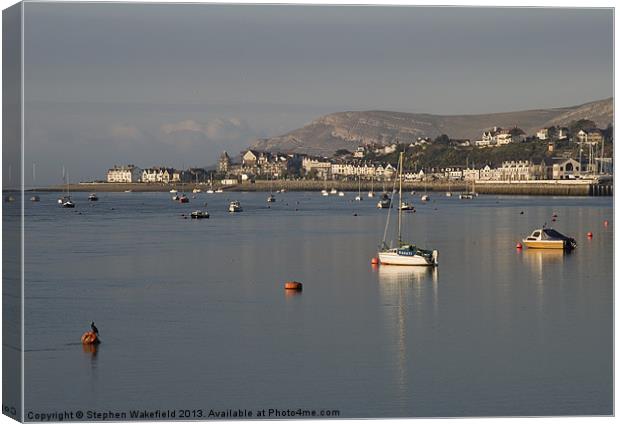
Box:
251;98;613;156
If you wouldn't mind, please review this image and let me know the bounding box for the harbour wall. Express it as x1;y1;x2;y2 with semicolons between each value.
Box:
35;179;612;196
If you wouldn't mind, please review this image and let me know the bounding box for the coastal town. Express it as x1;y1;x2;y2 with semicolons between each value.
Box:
105;123;613;188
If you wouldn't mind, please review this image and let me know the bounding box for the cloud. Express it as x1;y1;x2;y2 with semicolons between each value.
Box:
160;117;251;141
109;124;142;140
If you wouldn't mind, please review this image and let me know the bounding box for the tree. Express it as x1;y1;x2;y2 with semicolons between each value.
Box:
334;149;352;157
569;119;597;134
434;134;450;146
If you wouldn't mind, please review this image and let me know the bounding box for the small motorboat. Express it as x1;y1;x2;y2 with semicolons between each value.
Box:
459;193;474;199
267;194;276;203
338;191;345;197
355;195;363;201
399;201;415;211
170;189;178;193
190;210;209;219
228;201;242;212
30;195;40;202
5;195;16;202
421;194;430;202
192;187;201;193
215;188;224;193
88;193;99;201
330;188;338;195
124;189;133;193
206;189;214;194
522;227;577;250
61;198;75;208
377;193;391;209
445;192;452;197
321;189;329;196
179;194;189;203
367;191;375;198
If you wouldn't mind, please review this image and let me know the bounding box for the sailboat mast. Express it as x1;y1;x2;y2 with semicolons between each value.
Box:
397;152;403;245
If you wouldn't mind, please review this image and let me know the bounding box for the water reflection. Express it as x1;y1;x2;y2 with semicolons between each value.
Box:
377;266;438;405
522;249;568;276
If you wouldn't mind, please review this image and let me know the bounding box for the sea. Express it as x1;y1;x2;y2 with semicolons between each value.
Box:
8;191;613;418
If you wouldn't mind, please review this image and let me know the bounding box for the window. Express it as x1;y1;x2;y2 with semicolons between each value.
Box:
532;231;541;238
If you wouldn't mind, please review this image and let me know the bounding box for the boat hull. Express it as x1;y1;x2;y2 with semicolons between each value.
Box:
378;250;437;266
522;240;566;249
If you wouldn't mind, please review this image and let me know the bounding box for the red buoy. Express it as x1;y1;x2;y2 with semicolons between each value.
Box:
604;220;609;227
516;242;523;249
81;331;99;345
284;281;303;291
371;257;379;265
587;232;593;238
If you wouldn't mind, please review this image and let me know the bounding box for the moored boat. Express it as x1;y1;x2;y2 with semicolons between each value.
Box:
88;193;99;201
378;153;438;266
190;210;209;219
399;201;414;211
377;193;392;209
228;200;242;212
179;194;189;203
522;227;577;250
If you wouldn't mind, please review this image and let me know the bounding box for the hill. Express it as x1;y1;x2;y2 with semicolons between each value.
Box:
251;98;613;156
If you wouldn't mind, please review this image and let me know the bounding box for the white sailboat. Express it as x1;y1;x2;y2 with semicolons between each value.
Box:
30;164;40;202
368;176;375;198
267;174;276;203
378;152;438;266
355;176;363;201
60;168;75;208
420;177;430;202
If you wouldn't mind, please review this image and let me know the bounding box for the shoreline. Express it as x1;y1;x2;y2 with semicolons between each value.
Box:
25;179;612;196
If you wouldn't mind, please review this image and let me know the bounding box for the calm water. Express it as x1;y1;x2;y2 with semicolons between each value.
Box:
16;191;613;418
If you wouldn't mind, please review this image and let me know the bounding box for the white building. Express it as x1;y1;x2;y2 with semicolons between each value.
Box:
498;160;532;181
463;168;480;181
107;165;142;183
302;157;332;178
537;128;550;140
551;158;581;180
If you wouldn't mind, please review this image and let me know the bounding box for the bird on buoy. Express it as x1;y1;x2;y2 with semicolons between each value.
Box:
90;321;99;335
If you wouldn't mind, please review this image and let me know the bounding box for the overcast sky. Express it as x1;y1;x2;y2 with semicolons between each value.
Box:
20;3;613;185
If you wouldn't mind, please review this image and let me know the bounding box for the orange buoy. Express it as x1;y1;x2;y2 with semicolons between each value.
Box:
371;257;379;265
284;281;303;291
587;232;593;238
516;242;523;249
81;331;99;345
604;220;609;227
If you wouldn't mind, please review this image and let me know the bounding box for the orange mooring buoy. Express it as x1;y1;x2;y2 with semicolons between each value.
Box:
284;281;303;291
604;220;609;227
587;232;593;238
516;242;523;249
371;257;379;265
81;331;99;345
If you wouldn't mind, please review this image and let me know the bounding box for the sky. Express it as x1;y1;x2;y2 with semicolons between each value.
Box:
15;3;614;185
